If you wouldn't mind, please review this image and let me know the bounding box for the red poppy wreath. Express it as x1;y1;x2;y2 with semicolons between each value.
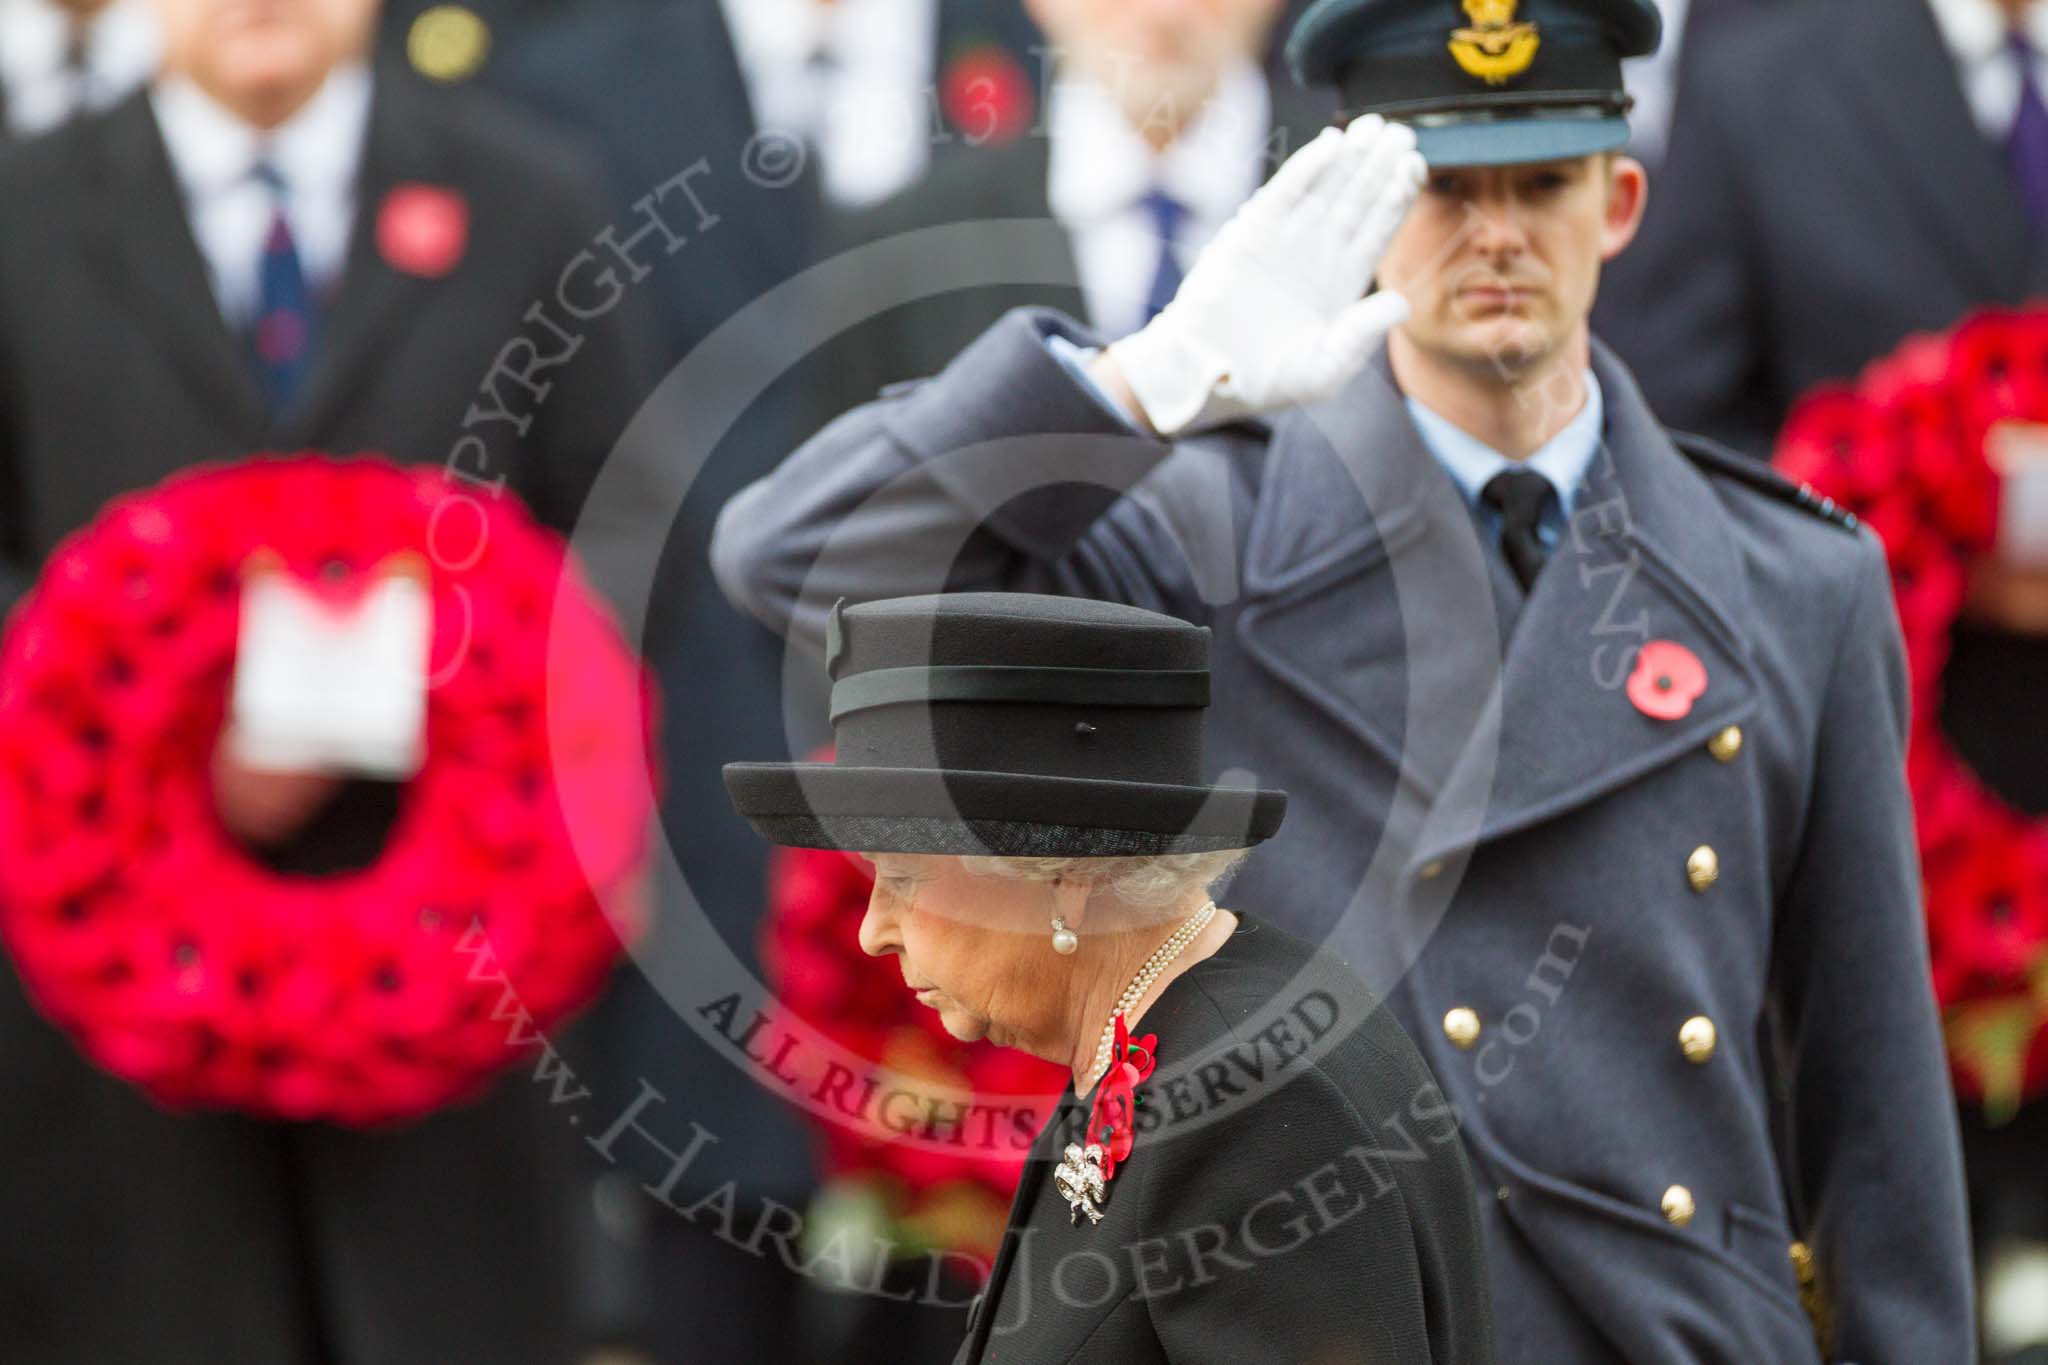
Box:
0;456;655;1126
1778;308;2048;1120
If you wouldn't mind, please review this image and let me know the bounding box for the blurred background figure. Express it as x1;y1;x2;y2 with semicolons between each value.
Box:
0;0;159;139
719;0;1032;212
1590;0;1796;366
484;0;1042;360
0;0;657;1359
377;3;1040;1362
816;0;1329;425
1598;2;2048;1359
1603;0;2048;453
1610;0;1788;171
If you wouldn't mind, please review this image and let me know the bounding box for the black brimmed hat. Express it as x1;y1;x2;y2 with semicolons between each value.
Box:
1288;0;1662;167
723;594;1286;857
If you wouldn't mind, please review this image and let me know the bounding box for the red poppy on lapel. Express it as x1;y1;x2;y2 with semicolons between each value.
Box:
1625;640;1707;721
939;43;1035;147
377;183;469;279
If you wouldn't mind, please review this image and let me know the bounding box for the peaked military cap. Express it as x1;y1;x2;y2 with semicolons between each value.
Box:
1288;0;1662;167
723;593;1286;857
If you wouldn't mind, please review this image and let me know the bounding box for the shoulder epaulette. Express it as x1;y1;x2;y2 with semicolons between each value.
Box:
1670;431;1861;533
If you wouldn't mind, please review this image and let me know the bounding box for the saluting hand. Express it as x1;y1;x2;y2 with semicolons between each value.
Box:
1099;115;1426;437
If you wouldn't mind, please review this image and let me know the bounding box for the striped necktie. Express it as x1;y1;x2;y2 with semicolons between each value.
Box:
1140;190;1188;326
2009;30;2048;235
248;161;317;416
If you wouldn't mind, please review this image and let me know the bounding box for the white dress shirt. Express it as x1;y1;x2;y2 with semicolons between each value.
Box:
148;65;371;330
1925;0;2048;139
1046;59;1273;341
0;0;158;139
718;0;937;211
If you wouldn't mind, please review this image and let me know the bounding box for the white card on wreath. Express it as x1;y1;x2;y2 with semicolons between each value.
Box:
226;558;431;779
1988;422;2048;570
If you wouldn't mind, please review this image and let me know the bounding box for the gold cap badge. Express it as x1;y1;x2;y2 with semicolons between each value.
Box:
1449;0;1541;85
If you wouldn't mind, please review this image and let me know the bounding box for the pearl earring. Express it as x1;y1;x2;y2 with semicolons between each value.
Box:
1050;916;1079;955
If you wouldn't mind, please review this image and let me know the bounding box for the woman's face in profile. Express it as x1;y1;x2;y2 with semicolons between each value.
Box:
856;853;1065;1050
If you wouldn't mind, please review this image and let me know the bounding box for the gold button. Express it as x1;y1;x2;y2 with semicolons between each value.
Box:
408;5;491;83
1679;1016;1718;1063
1686;845;1720;893
1419;859;1446;881
1661;1185;1696;1228
1789;1240;1815;1282
1443;1007;1482;1050
1708;725;1744;762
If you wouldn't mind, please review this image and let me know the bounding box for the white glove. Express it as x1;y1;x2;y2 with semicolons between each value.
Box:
1106;115;1426;437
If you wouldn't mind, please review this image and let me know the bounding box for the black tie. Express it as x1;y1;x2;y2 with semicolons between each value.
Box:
1482;468;1555;592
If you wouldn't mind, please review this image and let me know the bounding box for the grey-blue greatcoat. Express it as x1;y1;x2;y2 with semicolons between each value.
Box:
709;308;1974;1363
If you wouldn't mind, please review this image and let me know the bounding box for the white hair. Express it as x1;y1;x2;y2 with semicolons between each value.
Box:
959;849;1250;912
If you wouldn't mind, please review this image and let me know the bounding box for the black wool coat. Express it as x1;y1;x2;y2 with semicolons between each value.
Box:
957;915;1494;1364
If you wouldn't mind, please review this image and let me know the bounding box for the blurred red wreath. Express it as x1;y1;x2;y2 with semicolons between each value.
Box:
0;456;655;1126
1779;309;2048;1120
763;824;1067;1270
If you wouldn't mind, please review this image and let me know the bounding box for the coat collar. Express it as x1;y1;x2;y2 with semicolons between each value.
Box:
1235;339;1761;867
1408;341;1761;869
1236;345;1524;797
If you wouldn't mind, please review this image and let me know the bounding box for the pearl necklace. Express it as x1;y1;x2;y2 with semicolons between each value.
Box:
1086;901;1217;1088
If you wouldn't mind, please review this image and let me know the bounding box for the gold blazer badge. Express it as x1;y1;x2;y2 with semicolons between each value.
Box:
1449;0;1541;84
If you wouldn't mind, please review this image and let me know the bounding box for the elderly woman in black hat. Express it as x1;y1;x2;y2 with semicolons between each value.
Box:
726;593;1493;1364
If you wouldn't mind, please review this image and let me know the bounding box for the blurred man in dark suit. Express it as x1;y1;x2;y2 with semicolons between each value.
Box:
1603;0;2048;454
818;0;1333;419
469;6;1041;1362
1598;3;2048;1358
713;0;1041;213
0;0;158;139
0;0;658;1359
1588;0;1794;368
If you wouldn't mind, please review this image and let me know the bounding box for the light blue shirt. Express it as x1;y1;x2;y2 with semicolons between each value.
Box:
1404;369;1603;553
1048;334;1603;555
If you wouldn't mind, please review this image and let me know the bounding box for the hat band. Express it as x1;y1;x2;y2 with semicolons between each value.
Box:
1337;41;1621;117
830;665;1211;725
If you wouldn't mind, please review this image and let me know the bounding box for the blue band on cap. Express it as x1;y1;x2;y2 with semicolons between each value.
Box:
1409;111;1631;167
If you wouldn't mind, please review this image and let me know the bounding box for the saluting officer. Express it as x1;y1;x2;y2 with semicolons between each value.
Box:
711;0;1974;1359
